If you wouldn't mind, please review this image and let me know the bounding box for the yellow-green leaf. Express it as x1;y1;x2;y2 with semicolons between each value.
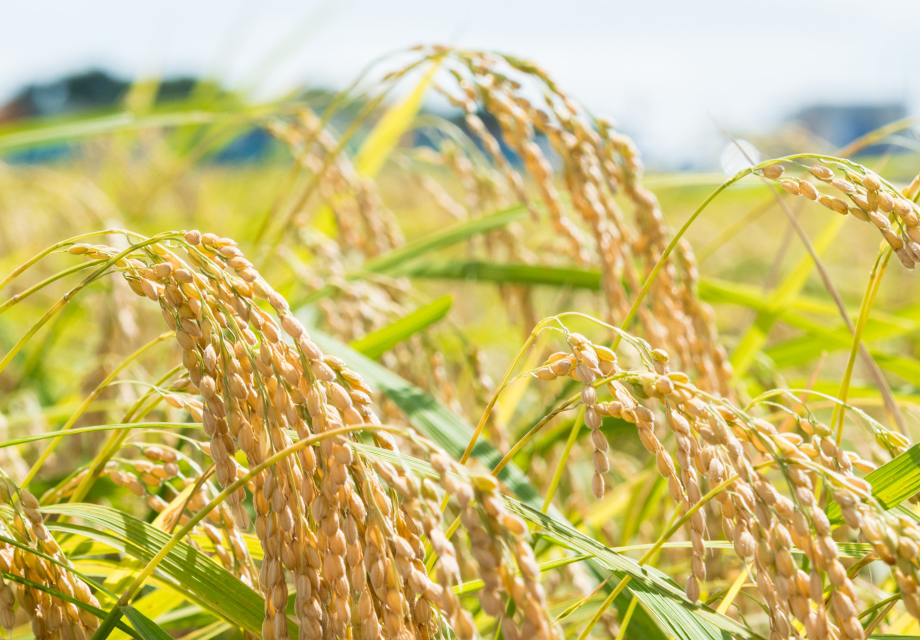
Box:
355;60;441;178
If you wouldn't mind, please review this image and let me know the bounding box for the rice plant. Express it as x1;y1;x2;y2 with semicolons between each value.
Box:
3;45;920;639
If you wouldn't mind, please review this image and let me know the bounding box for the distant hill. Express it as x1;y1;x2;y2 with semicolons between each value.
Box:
0;68;535;166
0;70;218;122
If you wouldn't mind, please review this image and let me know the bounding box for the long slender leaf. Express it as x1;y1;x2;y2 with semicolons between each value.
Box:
355;60;440;178
392;261;602;289
362;205;527;273
121;607;174;640
43;504;281;636
391;264;920;383
701;278;920;385
349;295;452;359
113;591;186;640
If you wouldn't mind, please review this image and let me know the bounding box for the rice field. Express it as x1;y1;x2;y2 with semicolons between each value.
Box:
3;45;920;640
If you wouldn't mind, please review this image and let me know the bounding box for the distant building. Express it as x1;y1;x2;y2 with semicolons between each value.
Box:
790;103;907;153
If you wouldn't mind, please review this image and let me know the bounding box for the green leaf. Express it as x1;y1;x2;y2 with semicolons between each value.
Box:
120;607;174;640
700;278;920;385
43;503;284;636
392;261;603;289
362;205;527;274
390;265;920;384
0;108;271;153
349;295;452;359
828;442;920;522
169;621;230;639
113;591;186;640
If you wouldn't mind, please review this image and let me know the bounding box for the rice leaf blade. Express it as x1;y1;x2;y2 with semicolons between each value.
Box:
43;504;275;635
828;442;920;522
362;205;527;274
121;606;174;640
349;295;452;359
355;60;441;178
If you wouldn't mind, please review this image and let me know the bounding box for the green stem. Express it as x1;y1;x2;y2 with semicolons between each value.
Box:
22;332;173;488
460;310;638;471
863;596;897;636
614;594;639;640
489;397;580;477
460;316;555;465
541;406;585;513
0;234;177;374
617;151;870;344
833;245;891;445
69;365;184;504
0;260;103;314
0;229;146;294
0;422;195;449
616;171;751;342
576;572;632;640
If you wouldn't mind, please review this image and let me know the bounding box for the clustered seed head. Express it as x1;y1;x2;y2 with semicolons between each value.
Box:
269;47;733;408
761;160;920;269
421;48;733;397
270;110;403;258
534;331;619;498
67;231;557;639
429;456;558;640
0;482;101;639
530;327;920;639
270;111;469;429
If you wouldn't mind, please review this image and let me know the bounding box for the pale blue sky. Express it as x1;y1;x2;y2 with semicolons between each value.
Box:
4;0;919;165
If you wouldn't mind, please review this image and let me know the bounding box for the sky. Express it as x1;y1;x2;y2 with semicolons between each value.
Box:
4;0;920;167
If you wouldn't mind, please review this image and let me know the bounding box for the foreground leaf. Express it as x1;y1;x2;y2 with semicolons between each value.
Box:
828;442;920;522
44;503;276;636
